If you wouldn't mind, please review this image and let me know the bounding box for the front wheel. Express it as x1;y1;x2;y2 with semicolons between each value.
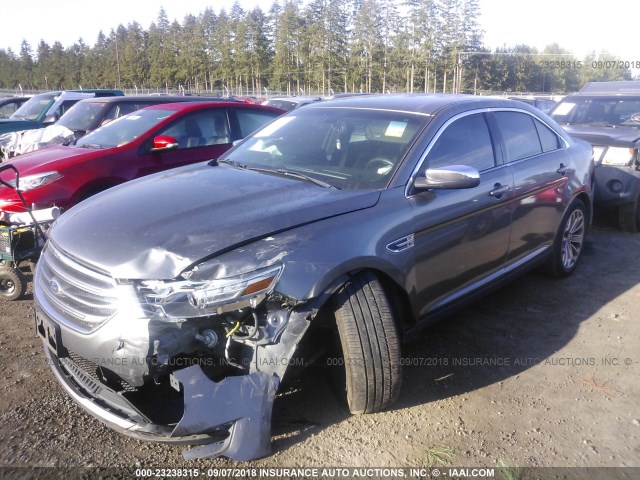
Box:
0;267;27;301
618;193;640;233
544;199;586;278
332;271;402;414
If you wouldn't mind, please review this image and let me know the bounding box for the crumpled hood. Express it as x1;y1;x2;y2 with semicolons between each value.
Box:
563;124;640;147
50;163;380;279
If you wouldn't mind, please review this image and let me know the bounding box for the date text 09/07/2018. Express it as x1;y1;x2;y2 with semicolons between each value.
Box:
518;60;640;69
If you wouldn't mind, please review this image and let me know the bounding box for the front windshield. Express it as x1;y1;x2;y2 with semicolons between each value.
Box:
221;107;429;190
263;99;297;111
75;108;175;149
550;97;640;127
10;93;57;121
57;101;106;132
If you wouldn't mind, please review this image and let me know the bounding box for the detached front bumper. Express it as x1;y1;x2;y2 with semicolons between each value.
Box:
43;344;278;460
33;240;311;461
593;165;640;206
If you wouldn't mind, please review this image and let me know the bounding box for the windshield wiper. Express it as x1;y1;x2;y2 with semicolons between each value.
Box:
247;167;336;189
585;122;616;127
216;158;247;168
78;143;104;149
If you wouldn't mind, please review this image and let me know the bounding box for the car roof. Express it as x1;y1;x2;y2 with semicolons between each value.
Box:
140;101;285;114
303;93;533;116
577;81;640;96
0;97;29;104
267;96;322;102
26;90;124;100
73;95;233;105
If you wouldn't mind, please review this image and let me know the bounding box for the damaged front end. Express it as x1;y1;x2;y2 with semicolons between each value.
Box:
34;242;313;461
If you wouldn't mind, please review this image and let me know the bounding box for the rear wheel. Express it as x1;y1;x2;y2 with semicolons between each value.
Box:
332;271;402;414
0;267;26;301
544;199;586;278
618;193;640;232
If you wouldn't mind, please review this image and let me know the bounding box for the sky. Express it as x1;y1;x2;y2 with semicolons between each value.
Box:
1;0;637;63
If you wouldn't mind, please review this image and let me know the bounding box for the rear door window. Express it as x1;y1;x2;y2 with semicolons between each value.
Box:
493;112;543;162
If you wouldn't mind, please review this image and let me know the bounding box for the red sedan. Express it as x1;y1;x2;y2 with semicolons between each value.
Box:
0;101;284;213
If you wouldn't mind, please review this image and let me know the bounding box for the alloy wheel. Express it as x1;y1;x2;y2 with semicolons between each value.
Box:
561;209;585;270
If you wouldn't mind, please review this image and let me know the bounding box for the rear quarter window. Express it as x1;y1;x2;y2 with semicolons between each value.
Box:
534;119;562;152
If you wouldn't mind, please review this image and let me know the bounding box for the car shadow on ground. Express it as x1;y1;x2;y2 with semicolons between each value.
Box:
268;225;640;454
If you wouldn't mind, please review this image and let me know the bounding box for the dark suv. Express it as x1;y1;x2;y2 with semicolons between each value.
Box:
34;94;593;461
550;81;640;231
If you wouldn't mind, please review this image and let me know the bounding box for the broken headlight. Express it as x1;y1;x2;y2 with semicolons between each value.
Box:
139;264;283;321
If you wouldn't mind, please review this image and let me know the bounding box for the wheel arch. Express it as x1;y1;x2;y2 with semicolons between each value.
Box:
70;178;125;205
574;191;592;231
301;263;416;338
312;269;404;414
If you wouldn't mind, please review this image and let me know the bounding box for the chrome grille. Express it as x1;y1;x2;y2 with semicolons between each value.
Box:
66;350;136;393
36;242;118;332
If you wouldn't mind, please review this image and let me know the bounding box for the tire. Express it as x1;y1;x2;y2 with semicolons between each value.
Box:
544;199;587;278
0;267;26;301
332;271;402;414
79;185;113;203
618;193;640;233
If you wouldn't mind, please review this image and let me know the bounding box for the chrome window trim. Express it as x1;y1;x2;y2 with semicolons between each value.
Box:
311;105;434;117
493;108;571;157
405;108;496;198
405;107;569;198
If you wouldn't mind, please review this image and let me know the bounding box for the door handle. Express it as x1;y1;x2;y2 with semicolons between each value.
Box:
489;183;511;198
557;163;573;176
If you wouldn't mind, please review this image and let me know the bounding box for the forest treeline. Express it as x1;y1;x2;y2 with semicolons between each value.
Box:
0;0;635;96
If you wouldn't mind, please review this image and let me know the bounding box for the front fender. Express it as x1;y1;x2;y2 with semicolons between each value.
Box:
593;165;640;206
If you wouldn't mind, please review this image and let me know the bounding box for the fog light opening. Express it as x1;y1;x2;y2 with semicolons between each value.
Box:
607;179;624;194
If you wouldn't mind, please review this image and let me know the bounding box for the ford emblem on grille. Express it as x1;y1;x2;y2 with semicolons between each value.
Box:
50;279;61;295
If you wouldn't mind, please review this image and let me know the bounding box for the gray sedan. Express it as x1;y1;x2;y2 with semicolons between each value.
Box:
33;94;593;461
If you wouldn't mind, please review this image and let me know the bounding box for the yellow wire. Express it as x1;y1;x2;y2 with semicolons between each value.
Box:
226;321;241;338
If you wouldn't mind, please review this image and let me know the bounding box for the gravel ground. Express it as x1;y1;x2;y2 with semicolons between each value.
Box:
0;224;639;478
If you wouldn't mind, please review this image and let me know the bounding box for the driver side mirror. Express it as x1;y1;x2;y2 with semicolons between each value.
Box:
43;114;59;125
414;165;480;190
151;135;179;152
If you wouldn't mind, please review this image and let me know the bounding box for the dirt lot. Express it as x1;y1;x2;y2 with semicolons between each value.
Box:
0;223;639;477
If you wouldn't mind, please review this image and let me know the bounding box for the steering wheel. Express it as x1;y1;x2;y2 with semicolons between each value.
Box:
365;157;394;175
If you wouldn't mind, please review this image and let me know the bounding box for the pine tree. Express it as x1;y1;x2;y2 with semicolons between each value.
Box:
18;41;35;88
